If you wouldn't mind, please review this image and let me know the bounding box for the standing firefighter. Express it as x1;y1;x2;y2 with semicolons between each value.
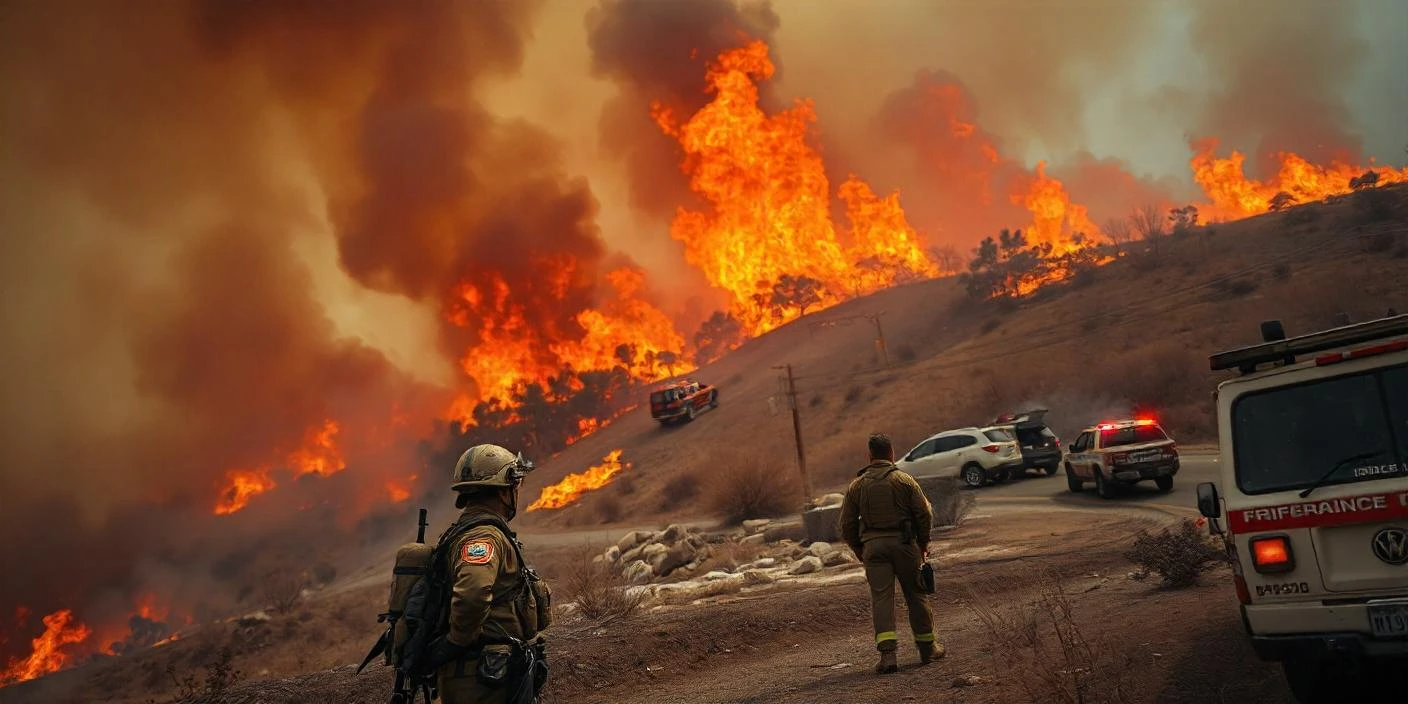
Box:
838;433;940;674
360;443;552;704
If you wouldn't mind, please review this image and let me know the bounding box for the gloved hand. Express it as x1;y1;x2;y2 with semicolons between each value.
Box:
425;637;469;671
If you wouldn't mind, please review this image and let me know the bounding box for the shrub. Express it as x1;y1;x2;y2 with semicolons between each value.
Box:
1206;276;1259;301
1122;518;1227;587
154;645;243;703
660;473;701;510
707;454;799;525
915;476;972;528
1271;262;1291;281
310;561;337;586
843;385;862;403
262;572;304;615
562;547;644;623
595;496;624;524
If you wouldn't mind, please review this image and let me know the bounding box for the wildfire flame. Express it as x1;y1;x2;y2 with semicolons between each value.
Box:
525;449;628;511
1017;161;1102;254
0;610;91;686
653;40;936;336
1191;138;1408;218
386;475;417;503
213;419;346;515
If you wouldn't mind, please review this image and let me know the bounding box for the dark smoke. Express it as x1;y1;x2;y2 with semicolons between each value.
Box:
0;0;640;664
1186;0;1372;173
586;0;781;220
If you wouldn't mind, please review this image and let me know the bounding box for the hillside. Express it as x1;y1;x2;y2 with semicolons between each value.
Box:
514;186;1408;531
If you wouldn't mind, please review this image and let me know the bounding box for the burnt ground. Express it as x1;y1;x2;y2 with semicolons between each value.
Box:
6;505;1294;704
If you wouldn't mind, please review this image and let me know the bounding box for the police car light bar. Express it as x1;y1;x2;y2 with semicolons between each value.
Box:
1209;314;1408;373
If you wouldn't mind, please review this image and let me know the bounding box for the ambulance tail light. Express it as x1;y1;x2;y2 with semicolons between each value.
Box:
1250;535;1295;574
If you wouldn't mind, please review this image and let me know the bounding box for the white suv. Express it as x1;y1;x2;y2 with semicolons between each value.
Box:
1197;314;1408;703
896;427;1023;488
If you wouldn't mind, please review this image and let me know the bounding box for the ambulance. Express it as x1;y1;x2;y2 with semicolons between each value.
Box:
1198;313;1408;702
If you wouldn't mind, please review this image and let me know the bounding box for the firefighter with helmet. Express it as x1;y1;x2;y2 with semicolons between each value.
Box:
424;443;552;703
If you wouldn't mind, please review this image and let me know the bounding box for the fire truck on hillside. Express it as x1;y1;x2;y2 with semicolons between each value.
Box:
648;378;719;426
1198;314;1408;703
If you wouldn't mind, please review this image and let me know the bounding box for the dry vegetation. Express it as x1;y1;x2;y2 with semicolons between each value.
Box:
558;546;645;623
1123;519;1229;587
705;452;801;525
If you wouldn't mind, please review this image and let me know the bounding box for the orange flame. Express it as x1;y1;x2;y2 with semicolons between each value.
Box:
525;449;627;511
1016;161;1102;254
0;609;91;685
213;418;346;515
386;475;417;503
653;40;935;336
1191;138;1408;218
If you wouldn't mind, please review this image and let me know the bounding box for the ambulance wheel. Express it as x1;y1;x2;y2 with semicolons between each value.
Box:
1154;475;1174;492
1094;469;1116;499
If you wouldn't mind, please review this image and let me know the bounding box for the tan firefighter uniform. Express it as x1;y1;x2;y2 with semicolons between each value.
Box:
435;444;549;704
838;459;938;667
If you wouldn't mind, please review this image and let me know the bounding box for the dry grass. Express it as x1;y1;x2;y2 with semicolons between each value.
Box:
560;545;645;623
261;572;304;616
659;472;701;510
706;452;801;525
967;573;1135;704
1122;519;1228;588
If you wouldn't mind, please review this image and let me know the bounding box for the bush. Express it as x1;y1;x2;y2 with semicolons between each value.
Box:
707;454;799;525
311;562;337;586
1206;276;1259;301
152;645;242;703
562;547;644;623
262;572;305;615
595;495;624;524
1272;262;1291;281
915;476;972;528
1122;519;1227;587
660;473;700;510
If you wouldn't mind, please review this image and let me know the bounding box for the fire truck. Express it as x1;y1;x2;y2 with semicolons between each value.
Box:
1198;314;1408;702
648;378;718;426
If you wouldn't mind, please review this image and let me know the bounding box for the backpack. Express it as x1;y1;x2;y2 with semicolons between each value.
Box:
358;513;534;703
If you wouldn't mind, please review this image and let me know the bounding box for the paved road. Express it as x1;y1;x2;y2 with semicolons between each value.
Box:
973;452;1221;513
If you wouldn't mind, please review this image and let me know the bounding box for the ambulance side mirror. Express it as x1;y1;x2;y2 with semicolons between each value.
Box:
1196;482;1219;519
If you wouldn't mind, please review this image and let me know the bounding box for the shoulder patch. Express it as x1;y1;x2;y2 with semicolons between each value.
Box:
461;539;496;565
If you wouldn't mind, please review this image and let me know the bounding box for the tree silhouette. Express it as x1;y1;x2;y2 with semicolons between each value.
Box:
1350;170;1380;190
1102;217;1134;255
769;274;826;317
1268;192;1297;211
1168;205;1199;235
692;311;745;366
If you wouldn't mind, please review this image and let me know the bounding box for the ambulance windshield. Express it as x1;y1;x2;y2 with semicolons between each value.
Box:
1232;364;1408;494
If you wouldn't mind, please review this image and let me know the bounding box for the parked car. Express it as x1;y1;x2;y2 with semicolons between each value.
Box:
1063;419;1180;498
648;379;718;426
896;427;1024;488
990;409;1063;477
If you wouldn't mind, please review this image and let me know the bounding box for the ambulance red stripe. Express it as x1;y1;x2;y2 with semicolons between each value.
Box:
1227;491;1408;532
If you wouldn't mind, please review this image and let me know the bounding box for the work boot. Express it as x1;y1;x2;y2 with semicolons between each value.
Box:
874;651;898;675
917;641;946;665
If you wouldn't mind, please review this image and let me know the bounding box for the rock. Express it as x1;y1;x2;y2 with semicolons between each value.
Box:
651;541;702;578
751;557;778;569
687;525;702;534
702;570;733;581
763;522;807;544
740;533;766;545
661;524;688;544
818;492;845;508
802;505;841;543
616;530;649;554
742;518;771;534
806;541;835;558
1128;570;1149;581
742;570;776;585
822;551;851;567
591;554;605;564
952;675;984;688
619;544;647;565
622;560;653;585
604;546;621;563
641;542;668;562
788;556;824;575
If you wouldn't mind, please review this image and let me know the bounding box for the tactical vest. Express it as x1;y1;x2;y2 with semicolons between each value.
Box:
854;464;914;541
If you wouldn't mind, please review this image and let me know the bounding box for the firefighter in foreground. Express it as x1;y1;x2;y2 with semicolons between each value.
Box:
425;444;552;703
837;433;940;674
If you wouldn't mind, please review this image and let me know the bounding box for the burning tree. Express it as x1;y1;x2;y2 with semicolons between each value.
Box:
1268;191;1298;211
753;274;827;322
692;311;745;366
1168;205;1200;235
962;228;1104;300
1349;170;1380;190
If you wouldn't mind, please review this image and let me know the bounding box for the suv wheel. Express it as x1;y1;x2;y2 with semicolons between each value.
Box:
1094;468;1116;500
1154;475;1174;492
961;464;986;488
1065;465;1082;493
1044;463;1059;476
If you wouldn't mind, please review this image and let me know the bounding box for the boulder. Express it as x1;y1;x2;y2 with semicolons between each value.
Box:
742;570;776;586
622;560;653;585
806;541;835;558
742;518;771;534
822;551;852;567
615;530;649;554
818;492;845;508
763;522;807;544
788;556;824;575
740;533;767;546
702;570;733;581
641;542;668;563
660;524;688;544
603;545;621;564
651;540;703;578
619;544;647;565
751;557;778;569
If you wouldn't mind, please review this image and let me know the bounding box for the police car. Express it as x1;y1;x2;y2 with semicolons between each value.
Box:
1197;314;1408;703
1063;418;1180;498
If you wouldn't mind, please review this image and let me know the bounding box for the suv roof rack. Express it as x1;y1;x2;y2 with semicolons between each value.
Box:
1209;314;1408;373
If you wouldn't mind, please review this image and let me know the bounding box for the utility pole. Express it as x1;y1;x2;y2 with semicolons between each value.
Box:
774;363;812;503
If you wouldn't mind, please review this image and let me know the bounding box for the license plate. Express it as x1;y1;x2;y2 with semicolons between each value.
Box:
1130;450;1161;463
1369;605;1408;638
